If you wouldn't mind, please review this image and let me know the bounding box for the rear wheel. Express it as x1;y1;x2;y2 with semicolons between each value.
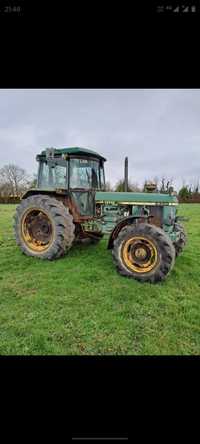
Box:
112;223;175;283
173;222;187;256
14;194;75;260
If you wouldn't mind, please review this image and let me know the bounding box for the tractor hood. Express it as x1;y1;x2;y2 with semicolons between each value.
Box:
95;191;178;205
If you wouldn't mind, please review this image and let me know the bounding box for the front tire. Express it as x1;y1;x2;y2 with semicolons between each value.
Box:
14;195;75;260
173;222;187;257
112;223;175;283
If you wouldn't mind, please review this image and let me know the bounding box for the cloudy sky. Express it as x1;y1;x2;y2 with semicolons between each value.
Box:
0;89;199;190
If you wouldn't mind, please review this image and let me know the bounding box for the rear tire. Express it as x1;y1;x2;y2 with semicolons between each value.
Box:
112;223;175;283
14;194;75;260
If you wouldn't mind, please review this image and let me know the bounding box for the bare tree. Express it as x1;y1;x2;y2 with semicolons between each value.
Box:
142;176;175;193
0;181;12;197
114;179;141;192
159;176;174;193
191;178;199;193
104;181;113;191
0;164;29;196
129;181;141;192
153;176;159;189
28;173;37;189
160;177;166;193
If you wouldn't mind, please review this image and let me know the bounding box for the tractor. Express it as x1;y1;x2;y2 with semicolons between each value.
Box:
14;147;187;283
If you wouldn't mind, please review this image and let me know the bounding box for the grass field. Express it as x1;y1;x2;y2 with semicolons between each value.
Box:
0;203;200;355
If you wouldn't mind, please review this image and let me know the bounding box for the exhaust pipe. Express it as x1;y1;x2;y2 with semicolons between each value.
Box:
124;156;128;192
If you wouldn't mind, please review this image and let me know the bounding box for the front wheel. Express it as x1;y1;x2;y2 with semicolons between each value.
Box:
173;222;187;257
112;223;175;283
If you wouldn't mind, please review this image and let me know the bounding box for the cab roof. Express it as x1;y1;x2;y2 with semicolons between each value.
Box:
39;146;106;161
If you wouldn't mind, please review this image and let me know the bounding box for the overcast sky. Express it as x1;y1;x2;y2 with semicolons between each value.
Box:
0;89;199;190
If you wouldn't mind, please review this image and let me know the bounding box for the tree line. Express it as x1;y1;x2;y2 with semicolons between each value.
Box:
106;176;174;193
0;163;200;203
106;177;200;203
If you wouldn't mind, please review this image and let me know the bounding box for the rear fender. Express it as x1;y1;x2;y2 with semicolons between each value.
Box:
21;188;68;199
21;189;92;224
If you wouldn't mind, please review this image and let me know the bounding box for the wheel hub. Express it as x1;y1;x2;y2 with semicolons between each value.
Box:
122;236;158;273
22;208;54;252
133;246;147;259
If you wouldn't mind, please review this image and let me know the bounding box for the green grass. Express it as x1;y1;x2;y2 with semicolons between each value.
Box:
0;203;200;355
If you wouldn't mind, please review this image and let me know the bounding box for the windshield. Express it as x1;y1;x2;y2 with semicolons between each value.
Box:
39;161;67;188
70;158;101;189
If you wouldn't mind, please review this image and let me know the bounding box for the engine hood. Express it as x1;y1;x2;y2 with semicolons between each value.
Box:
95;191;178;205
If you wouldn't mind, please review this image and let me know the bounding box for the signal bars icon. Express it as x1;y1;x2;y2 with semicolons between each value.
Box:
156;4;197;13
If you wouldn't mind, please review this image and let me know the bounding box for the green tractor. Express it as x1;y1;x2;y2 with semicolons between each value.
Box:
14;147;187;283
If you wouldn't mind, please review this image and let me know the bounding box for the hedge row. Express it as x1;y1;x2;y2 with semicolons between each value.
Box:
178;197;200;203
0;197;21;204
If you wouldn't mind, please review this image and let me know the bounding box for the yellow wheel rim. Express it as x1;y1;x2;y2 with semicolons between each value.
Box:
21;207;54;253
122;236;158;273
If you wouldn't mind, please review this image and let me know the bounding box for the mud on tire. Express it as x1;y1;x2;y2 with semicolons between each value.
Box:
14;194;75;260
112;223;175;284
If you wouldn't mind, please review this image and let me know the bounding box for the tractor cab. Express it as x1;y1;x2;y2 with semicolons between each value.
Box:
35;147;106;217
37;147;106;191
